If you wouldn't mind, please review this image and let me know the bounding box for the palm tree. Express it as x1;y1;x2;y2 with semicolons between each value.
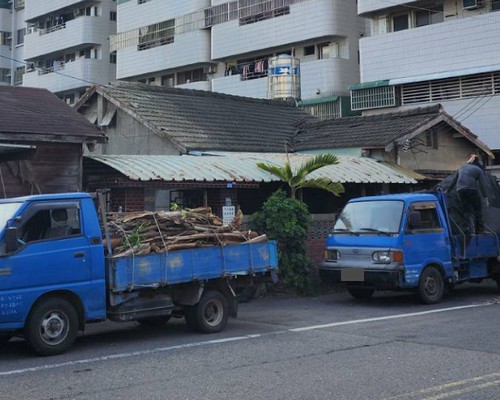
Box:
256;153;344;199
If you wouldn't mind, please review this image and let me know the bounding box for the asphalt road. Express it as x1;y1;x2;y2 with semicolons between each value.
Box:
1;282;499;400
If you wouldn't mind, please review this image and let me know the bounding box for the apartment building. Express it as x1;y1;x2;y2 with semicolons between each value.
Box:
0;0;25;86
112;0;366;119
15;0;117;104
352;0;500;155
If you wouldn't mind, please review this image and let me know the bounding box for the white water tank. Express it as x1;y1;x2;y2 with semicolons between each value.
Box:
267;54;301;101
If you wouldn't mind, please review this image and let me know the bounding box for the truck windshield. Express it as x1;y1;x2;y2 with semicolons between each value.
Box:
0;202;22;229
333;200;404;234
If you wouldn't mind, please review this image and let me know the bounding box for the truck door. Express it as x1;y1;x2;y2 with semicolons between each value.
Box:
402;201;452;286
0;201;91;324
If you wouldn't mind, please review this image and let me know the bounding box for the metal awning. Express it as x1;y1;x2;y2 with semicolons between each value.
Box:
348;80;390;91
299;96;338;106
85;153;421;184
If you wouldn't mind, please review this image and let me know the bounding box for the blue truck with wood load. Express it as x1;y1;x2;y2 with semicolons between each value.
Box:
319;190;500;303
0;193;277;356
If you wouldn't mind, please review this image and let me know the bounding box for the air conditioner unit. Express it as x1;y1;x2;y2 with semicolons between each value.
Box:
463;0;484;10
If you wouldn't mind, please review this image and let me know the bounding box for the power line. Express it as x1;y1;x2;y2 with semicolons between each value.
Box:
0;54;98;86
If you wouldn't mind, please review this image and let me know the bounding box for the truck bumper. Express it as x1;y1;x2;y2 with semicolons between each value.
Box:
319;264;403;290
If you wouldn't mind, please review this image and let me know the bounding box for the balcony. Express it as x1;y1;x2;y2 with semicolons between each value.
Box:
116;29;210;79
24;16;109;60
22;58;114;93
25;0;88;21
212;57;357;100
360;11;500;83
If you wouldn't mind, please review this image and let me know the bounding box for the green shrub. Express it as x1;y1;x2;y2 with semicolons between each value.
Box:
250;189;313;294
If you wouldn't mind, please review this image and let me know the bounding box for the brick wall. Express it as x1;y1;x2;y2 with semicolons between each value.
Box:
111;188;145;212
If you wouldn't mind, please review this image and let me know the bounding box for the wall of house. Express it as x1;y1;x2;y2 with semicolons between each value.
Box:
1;142;83;197
96;109;180;155
397;129;480;173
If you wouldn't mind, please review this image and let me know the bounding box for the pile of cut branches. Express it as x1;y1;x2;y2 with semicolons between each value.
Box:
105;207;266;257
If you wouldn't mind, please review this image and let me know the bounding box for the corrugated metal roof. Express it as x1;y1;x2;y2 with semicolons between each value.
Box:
86;153;420;184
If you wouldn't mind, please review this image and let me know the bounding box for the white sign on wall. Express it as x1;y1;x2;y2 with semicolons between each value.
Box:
222;206;235;227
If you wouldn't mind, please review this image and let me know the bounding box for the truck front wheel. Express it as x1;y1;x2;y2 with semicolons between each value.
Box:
185;290;228;334
418;267;444;304
25;298;78;356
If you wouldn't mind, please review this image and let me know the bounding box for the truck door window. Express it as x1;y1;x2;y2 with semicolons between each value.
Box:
407;202;441;232
21;207;81;243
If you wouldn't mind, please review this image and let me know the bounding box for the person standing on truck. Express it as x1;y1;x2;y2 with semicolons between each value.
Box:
447;154;488;233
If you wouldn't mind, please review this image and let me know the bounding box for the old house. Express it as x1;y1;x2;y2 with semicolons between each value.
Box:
0;86;106;197
294;104;493;183
76;82;422;214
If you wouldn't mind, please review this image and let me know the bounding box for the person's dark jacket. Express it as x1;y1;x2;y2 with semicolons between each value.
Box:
449;163;487;196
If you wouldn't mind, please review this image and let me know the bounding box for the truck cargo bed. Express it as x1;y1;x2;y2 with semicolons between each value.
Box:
108;241;278;292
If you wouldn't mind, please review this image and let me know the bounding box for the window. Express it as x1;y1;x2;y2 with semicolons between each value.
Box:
302;100;341;120
161;74;174;87
110;52;117;64
16;28;25;46
351;86;398;111
110;11;117;21
318;43;330;59
493;0;500;11
239;0;290;25
177;68;206;85
407;202;441;232
63;93;75;105
0;68;9;83
425;130;438;149
138;19;175;51
14;66;24;85
19;207;81;243
0;31;11;46
147;77;155;84
392;14;409;31
415;8;443;27
304;45;315;56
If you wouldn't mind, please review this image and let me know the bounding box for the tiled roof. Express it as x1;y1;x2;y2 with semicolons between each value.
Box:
93;81;316;153
0;86;105;142
292;105;444;150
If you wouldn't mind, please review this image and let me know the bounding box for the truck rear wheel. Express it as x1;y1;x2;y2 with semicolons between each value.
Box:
185;290;228;334
347;287;375;300
25;298;78;356
418;266;444;304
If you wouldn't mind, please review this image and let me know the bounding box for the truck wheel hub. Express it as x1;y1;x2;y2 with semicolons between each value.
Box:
41;313;65;340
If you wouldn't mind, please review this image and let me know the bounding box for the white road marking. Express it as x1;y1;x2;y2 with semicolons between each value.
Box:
0;301;495;377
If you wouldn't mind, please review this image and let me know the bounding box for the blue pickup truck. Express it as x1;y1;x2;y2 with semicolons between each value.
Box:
319;190;500;303
0;193;277;355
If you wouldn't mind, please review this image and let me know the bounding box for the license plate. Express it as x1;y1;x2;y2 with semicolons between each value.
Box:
341;268;364;282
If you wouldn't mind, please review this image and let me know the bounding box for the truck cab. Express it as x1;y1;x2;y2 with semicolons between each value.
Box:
319;192;500;303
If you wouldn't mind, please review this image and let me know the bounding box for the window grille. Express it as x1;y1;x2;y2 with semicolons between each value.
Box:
351;86;397;111
14;0;24;10
0;68;10;83
401;72;500;106
303;101;341;120
14;66;24;85
138;19;175;51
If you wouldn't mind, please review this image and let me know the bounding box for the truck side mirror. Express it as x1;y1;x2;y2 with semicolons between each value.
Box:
5;227;19;253
408;211;422;230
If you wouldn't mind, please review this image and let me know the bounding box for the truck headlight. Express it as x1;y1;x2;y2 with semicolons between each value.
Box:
325;249;340;261
372;250;403;263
